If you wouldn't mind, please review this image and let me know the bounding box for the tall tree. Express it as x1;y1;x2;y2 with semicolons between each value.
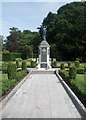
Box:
6;27;19;52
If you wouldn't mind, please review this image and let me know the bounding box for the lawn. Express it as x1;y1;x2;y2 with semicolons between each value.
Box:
71;74;86;93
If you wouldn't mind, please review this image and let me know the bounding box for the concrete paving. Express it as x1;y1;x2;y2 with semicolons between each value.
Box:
1;74;82;118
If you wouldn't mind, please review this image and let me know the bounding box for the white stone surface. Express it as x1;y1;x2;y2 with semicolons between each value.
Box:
1;74;81;118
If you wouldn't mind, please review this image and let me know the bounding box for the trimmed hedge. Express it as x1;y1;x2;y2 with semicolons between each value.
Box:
7;62;17;80
2;52;21;61
22;60;27;70
60;63;65;70
69;66;77;79
51;61;57;68
75;60;80;68
68;61;71;68
16;60;20;68
2;63;8;74
77;68;85;74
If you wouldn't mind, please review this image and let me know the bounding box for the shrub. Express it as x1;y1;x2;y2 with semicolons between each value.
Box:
69;66;77;79
30;60;37;68
60;63;65;70
7;62;17;79
2;52;21;61
68;61;71;68
2;63;8;74
16;70;27;81
77;68;85;74
75;60;80;68
16;60;20;68
51;61;57;68
22;60;27;70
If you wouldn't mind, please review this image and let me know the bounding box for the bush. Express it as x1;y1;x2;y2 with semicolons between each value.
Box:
51;61;57;68
2;52;21;61
16;60;20;68
75;60;80;68
69;66;77;79
2;63;8;73
68;61;71;68
16;70;27;81
22;60;27;70
7;62;17;79
77;68;85;74
60;63;65;70
30;60;37;68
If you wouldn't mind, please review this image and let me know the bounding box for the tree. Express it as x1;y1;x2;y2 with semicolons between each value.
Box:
6;27;19;52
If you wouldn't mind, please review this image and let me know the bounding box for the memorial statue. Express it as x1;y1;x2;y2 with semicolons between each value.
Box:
37;25;46;40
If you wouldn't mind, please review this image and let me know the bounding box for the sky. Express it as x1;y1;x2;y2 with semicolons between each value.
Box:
1;0;83;37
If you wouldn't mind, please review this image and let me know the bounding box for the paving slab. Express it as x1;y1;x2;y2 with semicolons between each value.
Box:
1;74;82;118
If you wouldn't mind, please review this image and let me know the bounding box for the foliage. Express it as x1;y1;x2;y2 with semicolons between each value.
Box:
16;60;20;68
7;62;17;79
22;60;27;70
30;60;37;68
68;61;71;68
60;63;65;70
75;60;80;68
2;52;21;61
1;70;27;96
2;62;7;74
6;27;19;52
77;68;85;74
51;61;57;68
69;66;77;79
43;2;86;61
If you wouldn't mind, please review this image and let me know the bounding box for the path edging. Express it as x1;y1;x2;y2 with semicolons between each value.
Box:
0;72;32;111
55;70;86;119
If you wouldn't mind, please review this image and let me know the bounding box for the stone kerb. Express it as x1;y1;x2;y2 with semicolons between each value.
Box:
55;70;86;119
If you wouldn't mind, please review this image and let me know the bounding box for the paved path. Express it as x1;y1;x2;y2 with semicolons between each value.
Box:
1;74;81;118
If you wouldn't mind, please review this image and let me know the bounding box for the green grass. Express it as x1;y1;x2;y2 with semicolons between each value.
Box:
0;70;27;96
71;74;86;93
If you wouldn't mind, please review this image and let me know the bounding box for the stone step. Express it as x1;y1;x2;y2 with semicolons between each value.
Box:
31;70;55;74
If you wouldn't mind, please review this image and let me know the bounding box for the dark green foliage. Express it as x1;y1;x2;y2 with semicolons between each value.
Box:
2;52;21;61
16;60;20;68
85;66;86;72
75;60;80;68
15;70;27;81
2;63;7;74
22;60;27;70
7;62;17;79
2;79;16;96
30;60;37;68
2;70;27;96
68;61;71;68
69;66;77;79
43;2;86;61
77;68;85;74
60;63;65;70
51;61;57;68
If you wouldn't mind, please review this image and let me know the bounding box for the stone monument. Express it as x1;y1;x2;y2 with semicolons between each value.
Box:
37;25;51;69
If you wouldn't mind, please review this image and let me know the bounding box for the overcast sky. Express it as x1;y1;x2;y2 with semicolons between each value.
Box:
1;0;82;37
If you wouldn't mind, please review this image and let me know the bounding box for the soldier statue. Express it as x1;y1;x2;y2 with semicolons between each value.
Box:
37;25;46;40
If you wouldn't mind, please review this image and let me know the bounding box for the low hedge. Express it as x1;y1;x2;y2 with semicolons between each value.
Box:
69;66;77;79
51;61;57;68
2;52;21;61
60;63;65;70
77;68;85;74
7;62;17;80
1;70;27;96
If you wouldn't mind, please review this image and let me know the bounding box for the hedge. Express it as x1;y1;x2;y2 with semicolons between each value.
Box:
7;62;17;80
69;66;77;79
60;63;65;70
2;52;21;61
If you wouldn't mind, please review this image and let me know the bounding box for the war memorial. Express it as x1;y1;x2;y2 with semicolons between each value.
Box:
0;25;86;119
